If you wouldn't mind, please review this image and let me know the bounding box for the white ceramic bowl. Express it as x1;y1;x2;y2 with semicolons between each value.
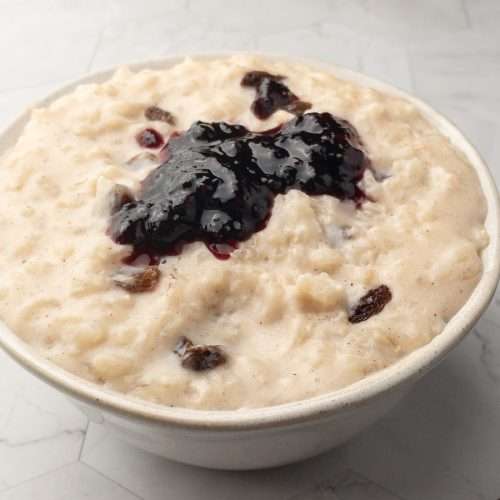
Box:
0;54;498;470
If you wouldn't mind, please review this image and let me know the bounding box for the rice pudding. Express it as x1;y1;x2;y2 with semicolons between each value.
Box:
0;55;488;409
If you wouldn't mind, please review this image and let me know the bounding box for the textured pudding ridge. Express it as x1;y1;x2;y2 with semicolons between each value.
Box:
0;55;487;410
110;112;369;260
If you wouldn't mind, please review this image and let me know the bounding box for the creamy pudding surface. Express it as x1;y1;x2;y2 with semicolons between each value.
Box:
0;55;488;409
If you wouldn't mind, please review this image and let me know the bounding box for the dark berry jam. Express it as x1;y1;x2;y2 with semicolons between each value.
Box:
136;128;164;148
110;112;369;260
241;70;312;120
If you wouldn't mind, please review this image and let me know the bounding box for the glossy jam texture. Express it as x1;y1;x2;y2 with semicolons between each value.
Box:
110;112;369;259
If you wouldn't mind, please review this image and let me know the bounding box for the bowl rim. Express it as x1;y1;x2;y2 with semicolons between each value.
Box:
0;52;498;431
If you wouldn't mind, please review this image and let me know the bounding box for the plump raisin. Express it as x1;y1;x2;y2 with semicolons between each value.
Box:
241;70;311;119
110;112;369;262
348;285;392;323
145;106;176;125
173;336;227;371
136;128;164;148
241;70;285;86
111;265;161;292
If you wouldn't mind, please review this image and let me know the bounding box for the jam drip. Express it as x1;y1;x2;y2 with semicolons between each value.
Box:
110;112;369;260
241;70;312;120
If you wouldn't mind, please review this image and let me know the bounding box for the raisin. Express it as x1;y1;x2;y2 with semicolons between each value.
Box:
111;265;161;292
348;285;392;323
241;70;311;119
173;336;227;371
136;128;164;148
145;106;176;125
241;70;286;86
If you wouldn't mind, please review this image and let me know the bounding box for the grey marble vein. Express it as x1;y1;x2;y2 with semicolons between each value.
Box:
0;429;84;449
287;472;406;500
472;317;500;383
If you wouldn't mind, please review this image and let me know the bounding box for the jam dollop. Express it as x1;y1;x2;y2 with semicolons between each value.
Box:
110;112;369;260
241;70;312;119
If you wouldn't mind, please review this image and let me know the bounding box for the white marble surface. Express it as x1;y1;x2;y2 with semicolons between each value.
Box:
0;1;499;498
